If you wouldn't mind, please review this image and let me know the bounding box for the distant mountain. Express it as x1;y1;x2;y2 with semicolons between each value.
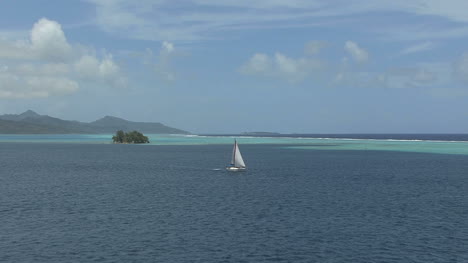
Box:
0;119;79;134
90;116;188;134
0;110;189;134
0;109;42;121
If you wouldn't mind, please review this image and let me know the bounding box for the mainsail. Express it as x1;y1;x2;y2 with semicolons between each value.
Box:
231;140;246;168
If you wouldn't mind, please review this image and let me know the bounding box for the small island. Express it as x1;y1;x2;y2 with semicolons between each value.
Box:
112;130;149;144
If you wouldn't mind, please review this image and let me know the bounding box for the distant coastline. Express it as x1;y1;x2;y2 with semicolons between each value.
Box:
0;110;189;135
241;132;281;136
200;133;468;142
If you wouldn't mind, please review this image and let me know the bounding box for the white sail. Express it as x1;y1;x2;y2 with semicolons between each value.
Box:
231;141;236;165
232;141;246;168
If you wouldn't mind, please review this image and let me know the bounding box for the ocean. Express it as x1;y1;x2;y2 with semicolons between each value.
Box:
1;134;467;262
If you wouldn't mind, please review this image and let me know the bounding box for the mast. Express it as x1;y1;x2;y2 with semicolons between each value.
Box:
231;139;236;165
234;140;237;165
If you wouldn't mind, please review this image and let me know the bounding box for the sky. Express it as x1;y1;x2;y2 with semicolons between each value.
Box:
1;0;468;133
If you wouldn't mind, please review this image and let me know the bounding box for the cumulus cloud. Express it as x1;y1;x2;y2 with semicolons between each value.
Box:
0;18;73;62
275;53;308;78
0;18;126;98
0;70;78;99
27;77;79;95
75;54;126;87
13;63;70;76
241;52;324;82
0;62;78;98
344;41;369;64
240;53;272;75
30;18;73;61
0;40;34;60
75;55;117;78
162;41;174;54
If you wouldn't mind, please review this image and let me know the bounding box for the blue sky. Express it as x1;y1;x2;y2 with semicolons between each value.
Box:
1;0;468;133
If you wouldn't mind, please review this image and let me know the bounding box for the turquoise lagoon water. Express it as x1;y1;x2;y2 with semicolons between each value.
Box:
1;134;468;155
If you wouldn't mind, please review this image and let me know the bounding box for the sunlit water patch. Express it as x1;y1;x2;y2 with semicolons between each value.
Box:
286;139;468;156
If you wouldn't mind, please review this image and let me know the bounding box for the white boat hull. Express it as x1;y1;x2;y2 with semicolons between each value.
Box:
226;166;246;172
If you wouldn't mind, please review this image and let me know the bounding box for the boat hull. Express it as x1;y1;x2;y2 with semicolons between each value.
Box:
226;166;246;172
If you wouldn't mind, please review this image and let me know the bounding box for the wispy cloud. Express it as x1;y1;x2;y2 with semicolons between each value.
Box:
83;0;468;42
134;41;179;82
344;41;369;64
332;62;451;90
401;41;437;54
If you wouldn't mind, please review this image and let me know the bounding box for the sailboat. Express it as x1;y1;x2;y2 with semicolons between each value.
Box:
226;140;247;171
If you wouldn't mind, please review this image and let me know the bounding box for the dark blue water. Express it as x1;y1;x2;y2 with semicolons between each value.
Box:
1;143;467;262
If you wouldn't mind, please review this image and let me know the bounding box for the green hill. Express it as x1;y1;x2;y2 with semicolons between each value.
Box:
0;110;189;134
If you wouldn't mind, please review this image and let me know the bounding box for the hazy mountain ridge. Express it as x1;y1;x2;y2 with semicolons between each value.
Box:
0;119;79;134
0;110;42;121
0;110;189;134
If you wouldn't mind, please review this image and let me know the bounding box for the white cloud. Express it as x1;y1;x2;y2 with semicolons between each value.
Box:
0;18;73;62
74;55;102;79
0;62;78;98
30;18;73;61
0;40;34;60
240;53;271;74
0;18;127;98
0;70;78;99
344;41;369;64
42;63;70;75
275;53;309;80
240;52;324;82
27;77;79;95
12;63;70;76
401;41;436;55
75;54;125;87
162;41;174;53
99;56;120;78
